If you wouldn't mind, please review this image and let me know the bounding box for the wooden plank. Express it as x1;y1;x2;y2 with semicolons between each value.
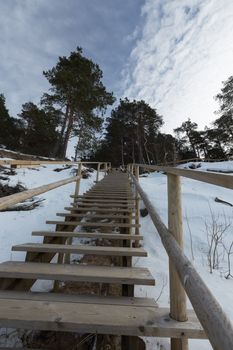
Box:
64;207;134;213
87;191;131;194
0;262;154;285
0;176;79;211
168;174;188;350
32;231;143;240
0;160;105;166
12;244;147;257
46;221;140;228
55;214;133;221
0;298;206;338
75;195;135;199
83;195;133;198
70;196;135;202
70;202;135;208
0;290;156;307
56;213;135;219
134;163;233;190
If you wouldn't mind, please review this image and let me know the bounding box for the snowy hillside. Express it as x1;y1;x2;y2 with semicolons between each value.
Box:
0;164;99;265
136;161;233;350
0;161;232;349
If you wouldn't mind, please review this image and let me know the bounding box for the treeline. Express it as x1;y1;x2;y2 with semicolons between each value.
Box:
89;77;233;165
0;47;115;158
0;46;232;163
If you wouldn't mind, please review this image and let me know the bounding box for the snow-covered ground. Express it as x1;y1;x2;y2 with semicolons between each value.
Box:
136;161;233;350
0;160;232;349
0;164;100;264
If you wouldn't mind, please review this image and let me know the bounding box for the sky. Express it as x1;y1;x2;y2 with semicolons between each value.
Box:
1;0;233;137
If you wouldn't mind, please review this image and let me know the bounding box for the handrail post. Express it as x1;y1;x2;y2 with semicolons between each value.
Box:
64;163;82;265
104;162;108;176
96;162;101;182
135;165;140;248
74;163;82;203
167;173;188;350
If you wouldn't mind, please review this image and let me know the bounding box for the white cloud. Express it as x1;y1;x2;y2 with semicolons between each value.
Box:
122;0;233;133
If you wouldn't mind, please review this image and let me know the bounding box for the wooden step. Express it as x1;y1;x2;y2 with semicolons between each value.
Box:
71;197;135;203
71;198;135;206
70;202;135;208
0;262;154;285
46;221;140;228
87;190;131;193
64;207;134;213
74;195;135;200
0;292;205;338
32;231;143;240
12;243;147;257
87;191;131;194
0;290;155;306
84;195;133;199
56;213;135;219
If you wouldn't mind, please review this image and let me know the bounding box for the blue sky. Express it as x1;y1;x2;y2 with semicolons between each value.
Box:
1;0;233;135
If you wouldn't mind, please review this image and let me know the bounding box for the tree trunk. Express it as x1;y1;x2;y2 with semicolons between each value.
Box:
53;104;70;158
61;110;74;159
121;138;125;166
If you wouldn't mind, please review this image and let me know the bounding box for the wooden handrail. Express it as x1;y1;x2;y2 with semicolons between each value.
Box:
0;160;106;166
129;171;233;350
0;176;79;211
130;163;233;190
156;157;232;166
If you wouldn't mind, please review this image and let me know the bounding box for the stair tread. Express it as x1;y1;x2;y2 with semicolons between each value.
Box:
12;243;147;257
0;292;205;338
32;231;143;240
0;290;156;306
46;220;140;227
0;261;154;285
64;207;134;213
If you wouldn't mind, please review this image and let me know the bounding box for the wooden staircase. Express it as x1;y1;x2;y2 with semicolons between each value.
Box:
0;170;205;348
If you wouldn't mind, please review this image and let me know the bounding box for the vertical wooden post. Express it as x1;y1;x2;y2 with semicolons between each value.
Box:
167;174;188;350
135;165;140;248
64;163;82;265
74;162;82;203
53;252;64;291
96;162;101;182
104;162;108;176
127;164;130;176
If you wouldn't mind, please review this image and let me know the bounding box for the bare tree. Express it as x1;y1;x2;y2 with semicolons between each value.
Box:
185;211;194;261
223;241;233;279
204;205;231;273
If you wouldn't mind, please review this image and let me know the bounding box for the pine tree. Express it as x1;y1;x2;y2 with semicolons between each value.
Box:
18;102;60;157
91;98;163;165
214;76;233;156
42;47;115;158
0;93;22;150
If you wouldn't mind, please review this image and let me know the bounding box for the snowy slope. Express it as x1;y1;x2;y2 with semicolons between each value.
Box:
136;161;233;350
0;164;100;264
0;161;232;349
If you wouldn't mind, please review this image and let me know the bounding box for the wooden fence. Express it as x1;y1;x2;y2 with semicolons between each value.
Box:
128;163;233;350
0;161;108;211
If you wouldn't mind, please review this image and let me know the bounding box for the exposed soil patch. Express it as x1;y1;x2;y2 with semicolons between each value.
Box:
0;182;44;211
0;182;26;198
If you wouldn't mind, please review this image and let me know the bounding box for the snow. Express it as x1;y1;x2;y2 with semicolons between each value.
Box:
0;164;100;265
135;161;233;349
0;160;233;349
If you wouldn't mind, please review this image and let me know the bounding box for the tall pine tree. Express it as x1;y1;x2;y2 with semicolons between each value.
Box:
42;47;115;158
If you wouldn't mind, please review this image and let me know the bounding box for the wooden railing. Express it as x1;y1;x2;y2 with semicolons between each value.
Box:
0;161;109;211
156;156;232;166
127;163;233;350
